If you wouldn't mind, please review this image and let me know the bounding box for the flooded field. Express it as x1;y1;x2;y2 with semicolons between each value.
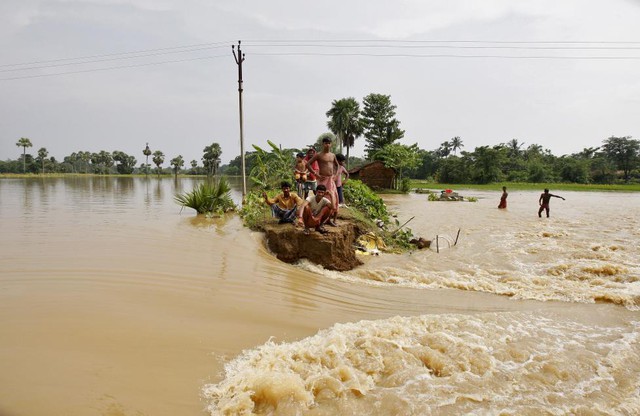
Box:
0;177;638;415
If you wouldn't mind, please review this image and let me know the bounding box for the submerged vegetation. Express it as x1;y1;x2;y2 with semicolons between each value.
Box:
174;177;236;215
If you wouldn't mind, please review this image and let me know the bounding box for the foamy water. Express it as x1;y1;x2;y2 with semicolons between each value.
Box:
204;190;640;415
323;191;640;309
204;312;640;415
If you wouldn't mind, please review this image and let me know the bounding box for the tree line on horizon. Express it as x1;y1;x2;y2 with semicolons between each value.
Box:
3;139;224;178
4;93;639;185
223;93;640;186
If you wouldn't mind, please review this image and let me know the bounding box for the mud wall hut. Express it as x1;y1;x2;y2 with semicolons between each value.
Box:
348;161;396;189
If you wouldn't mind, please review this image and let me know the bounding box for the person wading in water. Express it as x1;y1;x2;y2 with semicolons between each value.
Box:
538;188;565;218
498;186;508;209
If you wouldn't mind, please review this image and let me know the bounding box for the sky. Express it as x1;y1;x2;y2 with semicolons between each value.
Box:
1;0;639;166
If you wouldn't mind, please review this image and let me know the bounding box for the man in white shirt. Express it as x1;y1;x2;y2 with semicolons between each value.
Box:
297;184;332;234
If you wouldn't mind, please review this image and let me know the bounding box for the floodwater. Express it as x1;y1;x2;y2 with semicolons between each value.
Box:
0;177;638;415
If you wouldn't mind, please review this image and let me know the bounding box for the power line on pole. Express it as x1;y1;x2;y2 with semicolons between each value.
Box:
232;40;247;202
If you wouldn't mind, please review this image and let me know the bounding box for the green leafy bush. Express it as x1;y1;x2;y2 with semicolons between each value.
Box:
239;190;271;230
343;180;389;223
174;177;236;215
400;177;411;193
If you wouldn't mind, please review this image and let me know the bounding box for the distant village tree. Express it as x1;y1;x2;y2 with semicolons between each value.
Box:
170;155;184;178
361;93;405;159
91;151;114;174
75;151;91;174
450;137;464;155
326;97;363;166
373;143;421;189
143;143;152;175
470;146;506;184
152;150;165;175
16;137;33;173
601;136;639;182
36;147;49;174
202;143;222;176
112;151;137;174
437;141;452;158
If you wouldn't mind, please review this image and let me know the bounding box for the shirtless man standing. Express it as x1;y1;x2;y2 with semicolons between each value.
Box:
538;188;565;218
305;137;339;226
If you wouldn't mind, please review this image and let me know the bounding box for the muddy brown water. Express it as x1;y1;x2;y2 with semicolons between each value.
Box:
1;177;638;415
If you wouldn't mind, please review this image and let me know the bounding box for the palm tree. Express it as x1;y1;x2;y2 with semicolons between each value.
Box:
78;151;91;174
202;143;222;177
450;136;464;155
326;97;363;167
438;141;452;158
507;139;524;158
143;143;152;175
37;147;49;174
16;137;33;173
152;150;165;176
170;155;184;179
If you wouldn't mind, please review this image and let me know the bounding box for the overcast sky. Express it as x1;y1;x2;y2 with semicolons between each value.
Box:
1;0;639;165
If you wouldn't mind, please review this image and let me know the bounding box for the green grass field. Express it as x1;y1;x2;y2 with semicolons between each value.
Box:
3;174;639;192
409;180;640;192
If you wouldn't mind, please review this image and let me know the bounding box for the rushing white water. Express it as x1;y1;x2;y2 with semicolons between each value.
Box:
204;312;640;415
204;189;640;416
308;191;640;309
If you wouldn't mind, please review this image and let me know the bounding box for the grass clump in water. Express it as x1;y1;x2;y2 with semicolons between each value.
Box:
174;177;236;215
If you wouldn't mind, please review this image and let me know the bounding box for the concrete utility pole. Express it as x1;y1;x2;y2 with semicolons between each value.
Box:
232;40;247;201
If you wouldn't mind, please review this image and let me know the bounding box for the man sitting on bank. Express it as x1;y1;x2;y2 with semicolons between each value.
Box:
262;181;303;224
297;184;332;234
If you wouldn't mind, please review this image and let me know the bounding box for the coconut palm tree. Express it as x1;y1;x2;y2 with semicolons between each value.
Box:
450;136;464;155
326;97;363;167
507;139;524;158
16;137;33;173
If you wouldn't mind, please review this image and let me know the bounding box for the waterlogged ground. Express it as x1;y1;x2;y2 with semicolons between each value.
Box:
0;178;638;415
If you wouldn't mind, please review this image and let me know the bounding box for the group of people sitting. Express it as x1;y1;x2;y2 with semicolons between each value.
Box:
262;137;349;235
